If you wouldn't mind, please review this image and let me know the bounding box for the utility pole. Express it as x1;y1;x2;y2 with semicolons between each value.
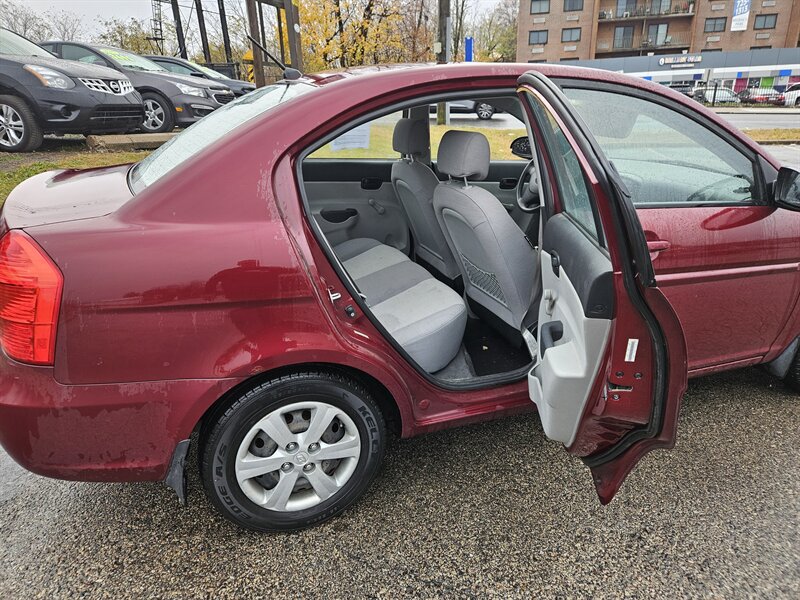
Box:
283;0;303;70
245;0;265;87
195;0;212;64
217;0;233;64
170;0;187;58
436;0;450;125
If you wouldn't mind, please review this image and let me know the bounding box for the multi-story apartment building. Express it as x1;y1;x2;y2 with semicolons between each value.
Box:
516;0;800;62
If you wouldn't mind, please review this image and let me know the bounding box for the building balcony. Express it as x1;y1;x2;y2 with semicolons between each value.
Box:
596;31;691;53
598;2;694;22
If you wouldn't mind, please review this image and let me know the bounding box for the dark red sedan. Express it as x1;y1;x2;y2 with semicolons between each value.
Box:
1;64;798;532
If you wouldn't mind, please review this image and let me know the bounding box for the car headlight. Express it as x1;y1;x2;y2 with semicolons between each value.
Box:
23;65;75;89
175;82;206;97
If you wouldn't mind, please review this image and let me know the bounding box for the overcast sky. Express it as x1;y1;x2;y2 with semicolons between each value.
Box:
26;0;502;36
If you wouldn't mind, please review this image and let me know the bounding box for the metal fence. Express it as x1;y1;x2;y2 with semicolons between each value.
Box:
668;82;787;107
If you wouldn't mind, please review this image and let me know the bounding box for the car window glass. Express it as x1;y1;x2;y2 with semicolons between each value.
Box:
564;87;756;206
61;44;106;65
524;92;599;241
435;100;527;161
130;82;316;191
308;112;404;159
163;62;194;75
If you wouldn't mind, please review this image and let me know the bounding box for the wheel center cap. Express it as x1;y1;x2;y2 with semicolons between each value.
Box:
294;452;309;465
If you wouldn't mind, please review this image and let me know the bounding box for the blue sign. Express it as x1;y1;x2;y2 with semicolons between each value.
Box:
465;37;473;62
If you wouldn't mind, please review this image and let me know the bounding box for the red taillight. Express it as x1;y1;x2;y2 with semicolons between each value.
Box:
0;231;62;365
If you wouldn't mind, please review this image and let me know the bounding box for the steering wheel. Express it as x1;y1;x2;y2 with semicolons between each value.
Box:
516;159;540;213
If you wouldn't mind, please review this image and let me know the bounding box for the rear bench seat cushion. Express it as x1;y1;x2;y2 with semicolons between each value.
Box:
333;238;467;372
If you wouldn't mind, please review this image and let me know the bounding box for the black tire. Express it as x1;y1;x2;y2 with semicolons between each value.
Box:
784;347;800;393
0;95;43;152
795;98;800;107
200;371;387;532
475;102;495;120
140;92;175;133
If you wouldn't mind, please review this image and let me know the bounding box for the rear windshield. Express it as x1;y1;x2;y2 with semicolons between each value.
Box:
129;82;316;191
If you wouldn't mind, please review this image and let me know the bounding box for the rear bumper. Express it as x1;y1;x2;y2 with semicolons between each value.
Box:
0;354;241;482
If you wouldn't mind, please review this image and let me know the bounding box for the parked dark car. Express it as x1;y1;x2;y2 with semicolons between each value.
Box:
429;98;497;119
0;28;143;152
144;55;255;96
1;64;798;533
40;41;235;133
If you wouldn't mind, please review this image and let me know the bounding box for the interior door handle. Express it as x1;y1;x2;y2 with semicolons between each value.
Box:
499;178;518;190
361;177;383;190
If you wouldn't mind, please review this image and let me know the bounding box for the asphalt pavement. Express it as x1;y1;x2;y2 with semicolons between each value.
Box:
1;368;798;598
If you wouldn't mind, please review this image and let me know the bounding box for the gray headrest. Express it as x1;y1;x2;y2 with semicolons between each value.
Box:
436;130;490;181
392;118;429;156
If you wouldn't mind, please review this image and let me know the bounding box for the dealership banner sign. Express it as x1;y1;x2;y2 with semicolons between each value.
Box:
731;0;751;31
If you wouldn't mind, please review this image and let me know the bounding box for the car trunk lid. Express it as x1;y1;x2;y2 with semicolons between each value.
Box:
1;164;134;230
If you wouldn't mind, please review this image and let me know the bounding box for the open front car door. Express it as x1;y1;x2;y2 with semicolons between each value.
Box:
518;71;688;503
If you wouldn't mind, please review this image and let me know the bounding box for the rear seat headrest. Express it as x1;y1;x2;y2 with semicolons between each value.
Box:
436;130;490;181
392;118;429;157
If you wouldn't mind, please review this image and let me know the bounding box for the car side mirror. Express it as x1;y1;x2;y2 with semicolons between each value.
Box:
774;167;800;211
190;71;207;78
510;136;532;160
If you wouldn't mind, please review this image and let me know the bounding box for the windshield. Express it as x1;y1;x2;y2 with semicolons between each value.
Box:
191;61;227;79
130;82;316;191
98;47;167;72
0;28;53;57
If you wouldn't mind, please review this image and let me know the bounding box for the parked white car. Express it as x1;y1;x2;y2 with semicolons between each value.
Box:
784;83;800;106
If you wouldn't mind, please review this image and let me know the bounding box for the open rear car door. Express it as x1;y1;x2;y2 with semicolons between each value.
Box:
517;71;688;503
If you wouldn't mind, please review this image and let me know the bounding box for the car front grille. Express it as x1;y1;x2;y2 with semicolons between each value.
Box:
79;78;135;96
212;92;234;105
89;105;144;128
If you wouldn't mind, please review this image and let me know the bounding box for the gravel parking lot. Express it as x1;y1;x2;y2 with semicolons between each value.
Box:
1;368;798;598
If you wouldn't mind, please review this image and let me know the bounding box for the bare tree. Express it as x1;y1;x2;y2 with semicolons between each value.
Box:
470;0;518;62
48;10;85;42
0;0;53;42
451;0;469;60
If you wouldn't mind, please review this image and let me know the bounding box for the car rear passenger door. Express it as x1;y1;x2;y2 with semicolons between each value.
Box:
518;72;688;503
302;111;410;254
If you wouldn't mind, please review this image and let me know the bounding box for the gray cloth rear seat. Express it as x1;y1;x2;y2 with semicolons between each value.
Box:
333;238;467;372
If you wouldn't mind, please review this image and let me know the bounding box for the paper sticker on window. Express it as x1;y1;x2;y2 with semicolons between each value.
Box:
624;338;639;362
331;123;371;151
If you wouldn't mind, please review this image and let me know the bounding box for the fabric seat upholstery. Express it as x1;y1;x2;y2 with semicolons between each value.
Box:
391;119;460;280
333;238;467;372
433;131;540;333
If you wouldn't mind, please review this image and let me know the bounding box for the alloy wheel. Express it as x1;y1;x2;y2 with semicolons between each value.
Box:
234;401;361;512
0;104;25;148
476;103;494;119
143;99;165;131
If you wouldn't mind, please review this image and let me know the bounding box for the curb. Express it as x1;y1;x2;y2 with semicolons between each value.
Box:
86;133;178;151
754;140;800;145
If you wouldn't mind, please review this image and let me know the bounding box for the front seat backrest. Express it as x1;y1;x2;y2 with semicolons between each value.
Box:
391;118;460;280
433;130;539;333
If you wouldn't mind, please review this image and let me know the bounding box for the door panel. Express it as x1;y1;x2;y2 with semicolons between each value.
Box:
302;160;410;252
638;206;800;372
531;216;613;445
